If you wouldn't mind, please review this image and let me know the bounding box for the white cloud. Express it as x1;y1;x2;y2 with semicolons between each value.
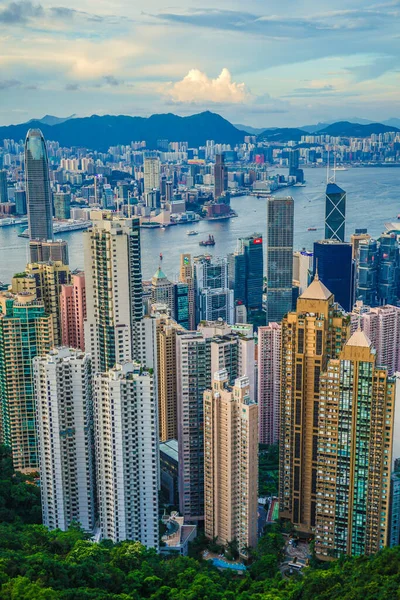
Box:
165;68;249;104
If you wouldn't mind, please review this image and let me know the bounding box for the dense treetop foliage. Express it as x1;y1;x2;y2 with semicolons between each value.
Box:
1;445;400;599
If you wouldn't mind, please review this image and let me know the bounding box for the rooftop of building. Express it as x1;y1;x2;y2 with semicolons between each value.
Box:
299;273;332;301
152;266;169;281
346;329;372;348
326;182;345;195
160;439;178;463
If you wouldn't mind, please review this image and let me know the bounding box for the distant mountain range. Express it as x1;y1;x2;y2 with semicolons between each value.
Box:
0;112;245;151
0;112;399;150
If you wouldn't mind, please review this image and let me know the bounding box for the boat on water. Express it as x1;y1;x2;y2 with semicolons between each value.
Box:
199;234;215;247
308;227;317;231
333;166;348;171
187;230;198;236
293;182;306;187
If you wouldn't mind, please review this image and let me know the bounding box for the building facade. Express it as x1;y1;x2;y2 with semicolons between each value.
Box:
258;323;281;445
313;240;354;312
34;348;96;532
179;253;196;330
93;362;159;548
325;182;346;242
60;272;86;351
204;371;258;555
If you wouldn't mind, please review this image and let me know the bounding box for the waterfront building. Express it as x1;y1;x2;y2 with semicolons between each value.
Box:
0;292;53;471
93;362;159;547
279;275;349;531
12;261;71;346
325;182;346;242
0;170;8;203
204;370;258;555
214;154;228;200
34;348;95;532
266;196;294;323
313;240;354;312
144;156;160;195
179;253;196;330
258;323;281;445
25;129;53;255
83;211;142;372
60;272;86;351
14;190;27;215
53;192;71;220
315;330;395;558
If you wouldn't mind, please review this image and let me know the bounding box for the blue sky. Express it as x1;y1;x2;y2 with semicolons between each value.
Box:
1;0;400;126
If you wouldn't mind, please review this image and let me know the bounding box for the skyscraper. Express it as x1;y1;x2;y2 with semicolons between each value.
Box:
144;156;160;195
0;292;53;471
0;170;8;203
173;282;189;329
195;256;233;324
204;370;258;556
356;238;379;306
84;211;142;372
315;330;395;558
313;240;354;312
229;234;263;320
279;275;349;531
25;129;53;249
60;272;86;351
93;362;159;547
151;267;174;315
355;234;400;307
266;196;294;322
179;253;196;330
325;182;346;242
258;323;281;445
34;348;96;532
214;154;228;200
29;239;69;265
53;192;71;220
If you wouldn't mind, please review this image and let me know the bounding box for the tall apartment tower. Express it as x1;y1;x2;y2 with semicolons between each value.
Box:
266;196;294;323
204;371;258;555
258;323;281;445
144;156;160;195
0;170;8;203
94;362;159;548
315;330;395;558
60;272;86;351
214;154;228;200
25;129;53;253
279;275;349;531
12;261;71;346
34;348;96;532
0;292;53;471
84;212;142;372
151;267;174;315
351;304;400;376
179;253;196;330
325;182;346;242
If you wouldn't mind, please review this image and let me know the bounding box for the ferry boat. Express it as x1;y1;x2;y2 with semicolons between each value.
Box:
187;230;198;236
308;227;317;231
199;234;215;247
293;182;306;187
333;166;348;171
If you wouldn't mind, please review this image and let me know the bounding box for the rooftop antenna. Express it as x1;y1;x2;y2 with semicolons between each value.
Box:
327;149;336;184
314;257;319;281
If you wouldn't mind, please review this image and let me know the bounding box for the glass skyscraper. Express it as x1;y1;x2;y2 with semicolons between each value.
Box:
266;197;294;323
325;182;346;242
313;240;354;312
229;234;263;319
25;129;53;244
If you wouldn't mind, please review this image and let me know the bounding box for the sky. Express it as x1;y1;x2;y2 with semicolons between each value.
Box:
1;0;400;127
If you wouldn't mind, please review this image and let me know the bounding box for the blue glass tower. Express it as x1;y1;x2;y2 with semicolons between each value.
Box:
313;240;354;311
325;182;346;242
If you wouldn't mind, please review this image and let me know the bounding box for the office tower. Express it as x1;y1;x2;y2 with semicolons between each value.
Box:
93;362;159;547
29;239;69;265
214;154;228;200
377;233;400;305
288;149;304;183
12;261;71;346
84;212;142;372
34;348;95;532
14;190;27;215
177;332;211;522
25;129;53;252
293;250;313;295
144;156;160;195
356;238;379;306
60;272;86;351
198;288;234;324
179;253;196;329
313;240;354;311
315;330;395;558
204;371;258;555
0;169;8;203
325;182;346;242
350;229;370;261
350;304;400;376
229;234;263;320
279;275;349;531
0;292;53;472
165;181;173;203
53;192;71;219
266;196;294;322
173;282;189;329
258;323;281;445
160;439;179;506
151;267;174;315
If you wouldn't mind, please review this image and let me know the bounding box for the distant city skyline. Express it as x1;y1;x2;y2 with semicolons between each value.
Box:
1;1;400;127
